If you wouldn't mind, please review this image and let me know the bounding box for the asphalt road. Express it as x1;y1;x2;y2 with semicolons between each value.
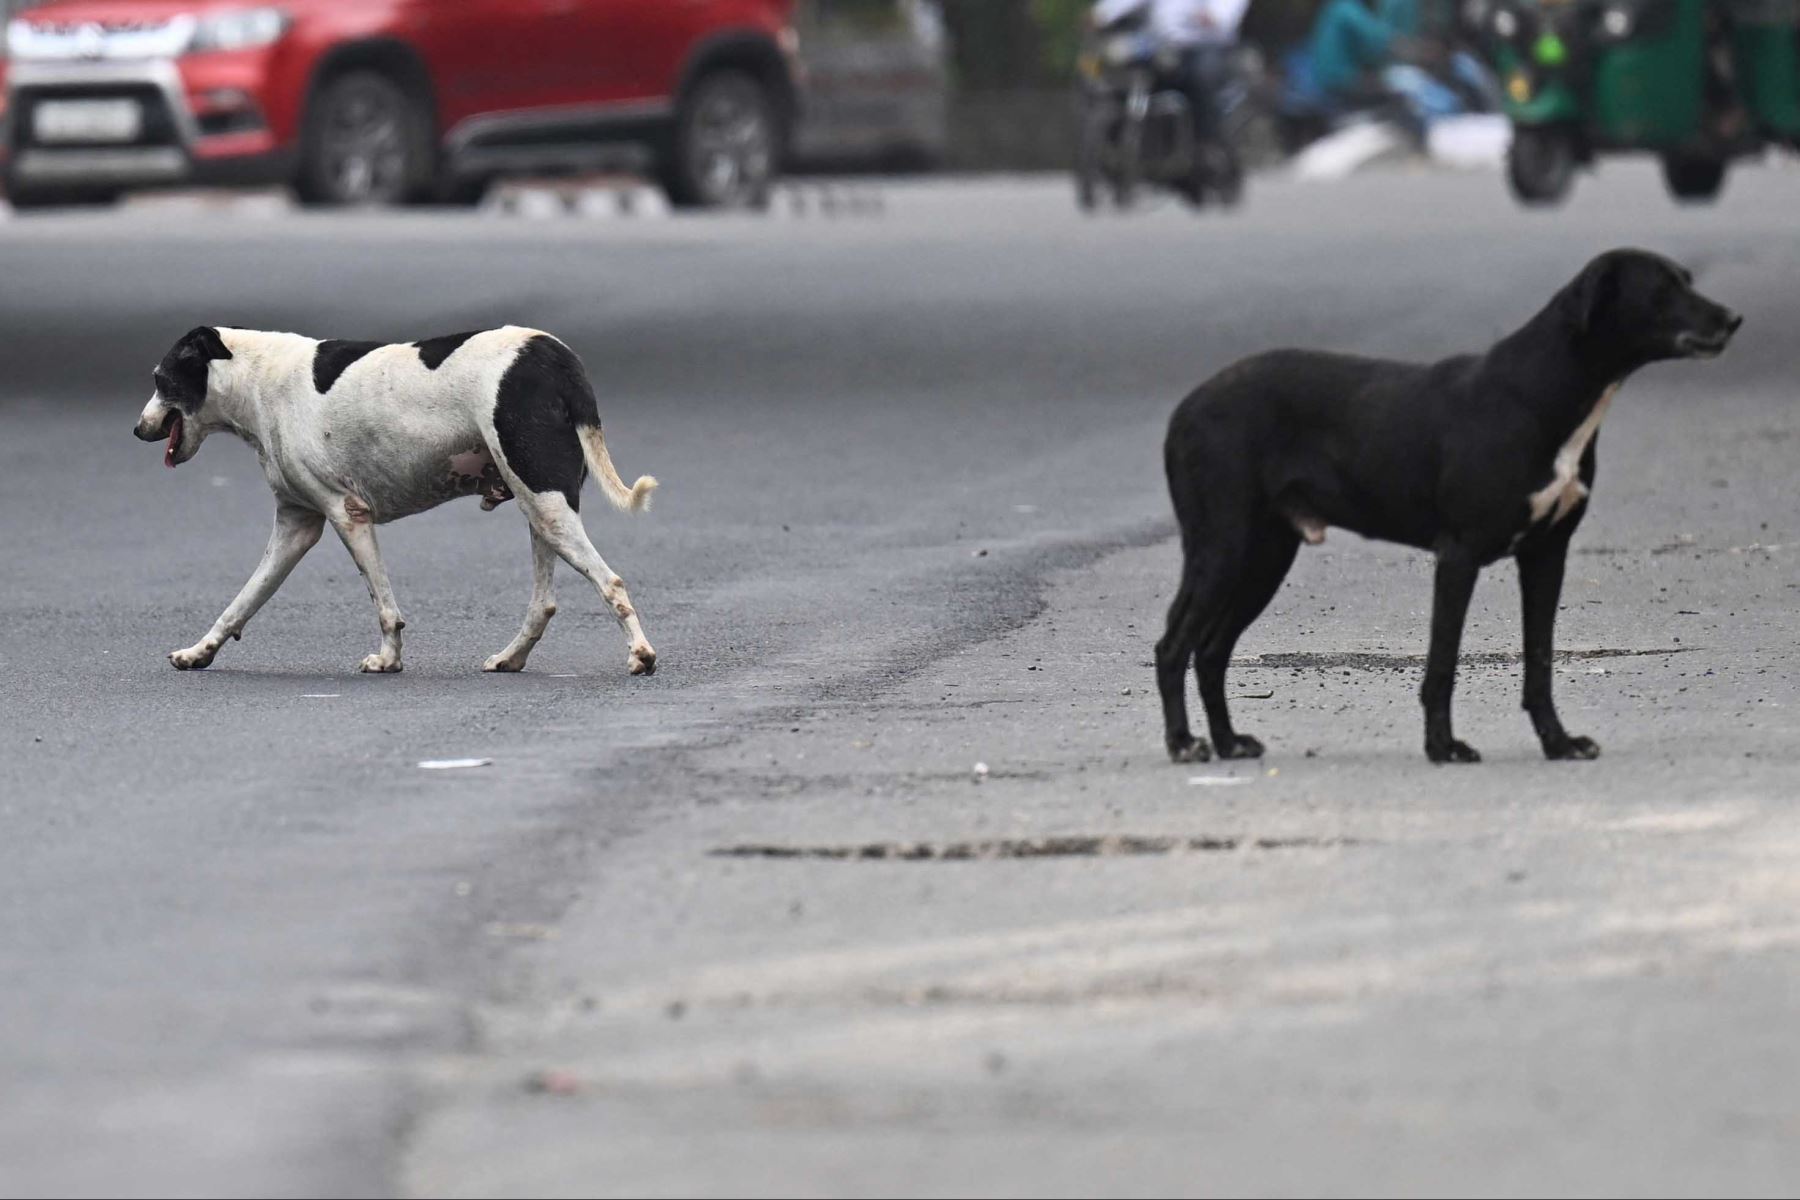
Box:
3;166;1800;1198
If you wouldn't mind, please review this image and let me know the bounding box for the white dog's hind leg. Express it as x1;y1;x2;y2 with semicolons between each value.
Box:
170;504;324;670
484;527;558;673
520;491;655;676
330;509;406;674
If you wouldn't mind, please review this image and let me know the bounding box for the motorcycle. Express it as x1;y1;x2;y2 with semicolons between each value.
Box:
1074;20;1252;211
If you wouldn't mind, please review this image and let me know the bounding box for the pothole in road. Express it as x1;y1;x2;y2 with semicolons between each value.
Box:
712;834;1358;861
1241;648;1697;671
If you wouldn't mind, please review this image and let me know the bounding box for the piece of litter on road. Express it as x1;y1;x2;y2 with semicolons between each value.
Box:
1587;667;1608;675
418;758;493;770
302;693;340;699
1188;775;1252;787
973;761;990;781
1235;690;1276;700
524;1069;582;1096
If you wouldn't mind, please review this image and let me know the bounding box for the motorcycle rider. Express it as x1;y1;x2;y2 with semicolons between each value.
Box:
1091;0;1252;194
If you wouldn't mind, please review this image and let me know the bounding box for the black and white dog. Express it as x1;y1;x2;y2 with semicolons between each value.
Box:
135;326;659;677
1157;248;1741;764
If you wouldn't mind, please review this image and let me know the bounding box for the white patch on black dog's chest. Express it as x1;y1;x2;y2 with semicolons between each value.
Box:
1527;384;1615;527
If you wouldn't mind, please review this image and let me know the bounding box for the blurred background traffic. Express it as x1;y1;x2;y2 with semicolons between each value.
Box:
3;0;1786;213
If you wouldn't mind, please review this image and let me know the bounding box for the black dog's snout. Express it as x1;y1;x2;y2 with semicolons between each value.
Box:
133;420;162;442
1726;311;1745;333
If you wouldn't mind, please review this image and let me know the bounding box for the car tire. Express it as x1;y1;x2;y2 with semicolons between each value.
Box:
1661;154;1727;203
295;70;432;208
659;69;779;210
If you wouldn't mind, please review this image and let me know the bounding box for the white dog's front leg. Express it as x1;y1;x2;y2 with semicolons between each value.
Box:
170;504;325;670
331;509;406;674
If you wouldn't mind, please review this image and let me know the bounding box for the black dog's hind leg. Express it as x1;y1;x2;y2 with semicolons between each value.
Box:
1197;524;1300;760
1517;533;1601;761
1157;573;1210;762
1423;545;1483;763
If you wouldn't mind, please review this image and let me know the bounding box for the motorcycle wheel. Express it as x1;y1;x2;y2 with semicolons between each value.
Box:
1114;113;1143;209
1207;140;1244;209
1075;103;1108;213
1507;127;1578;207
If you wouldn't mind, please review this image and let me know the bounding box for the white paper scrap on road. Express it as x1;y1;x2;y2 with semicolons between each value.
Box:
1290;121;1410;181
418;758;494;770
1427;114;1511;170
1187;775;1253;786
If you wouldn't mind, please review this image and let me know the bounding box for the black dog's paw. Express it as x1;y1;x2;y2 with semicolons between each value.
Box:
1168;734;1213;764
1426;739;1482;764
1217;734;1265;760
1544;735;1601;761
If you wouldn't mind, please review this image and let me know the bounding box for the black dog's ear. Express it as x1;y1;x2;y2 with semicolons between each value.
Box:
179;326;233;361
1567;257;1617;336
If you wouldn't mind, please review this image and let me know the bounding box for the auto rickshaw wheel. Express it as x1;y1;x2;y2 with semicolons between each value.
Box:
1507;127;1578;207
1661;154;1728;203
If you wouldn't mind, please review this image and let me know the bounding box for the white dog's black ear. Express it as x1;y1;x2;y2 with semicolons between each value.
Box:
180;326;233;361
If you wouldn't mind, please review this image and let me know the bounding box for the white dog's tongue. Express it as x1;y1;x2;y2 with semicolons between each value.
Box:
164;413;183;469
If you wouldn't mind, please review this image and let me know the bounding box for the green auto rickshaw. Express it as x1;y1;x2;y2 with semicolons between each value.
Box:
1467;0;1800;203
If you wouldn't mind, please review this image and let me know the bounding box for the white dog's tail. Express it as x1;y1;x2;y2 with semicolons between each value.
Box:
578;425;658;513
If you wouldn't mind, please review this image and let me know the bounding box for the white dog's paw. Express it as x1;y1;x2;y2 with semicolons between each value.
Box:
169;643;217;671
359;653;403;674
627;643;657;677
483;651;527;673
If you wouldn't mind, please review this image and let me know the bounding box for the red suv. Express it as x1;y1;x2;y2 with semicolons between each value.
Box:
0;0;799;210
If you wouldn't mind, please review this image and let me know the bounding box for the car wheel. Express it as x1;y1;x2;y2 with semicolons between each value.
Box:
296;71;430;207
660;69;779;210
1506;126;1578;207
1661;154;1727;203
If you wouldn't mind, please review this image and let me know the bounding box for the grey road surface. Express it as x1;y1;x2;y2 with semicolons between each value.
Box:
3;167;1799;1198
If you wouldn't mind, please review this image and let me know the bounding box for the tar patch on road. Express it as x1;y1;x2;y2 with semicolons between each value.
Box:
1245;648;1698;671
712;834;1359;862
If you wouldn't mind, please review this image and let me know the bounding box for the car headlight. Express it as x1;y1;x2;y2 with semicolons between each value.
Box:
1493;8;1520;37
1600;5;1632;36
189;8;290;54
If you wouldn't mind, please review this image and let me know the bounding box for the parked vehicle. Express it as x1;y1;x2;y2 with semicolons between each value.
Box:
1472;0;1800;204
0;0;801;210
1074;19;1251;212
789;0;948;169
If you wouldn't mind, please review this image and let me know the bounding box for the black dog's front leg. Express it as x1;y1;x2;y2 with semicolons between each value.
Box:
1422;547;1482;763
1517;536;1601;761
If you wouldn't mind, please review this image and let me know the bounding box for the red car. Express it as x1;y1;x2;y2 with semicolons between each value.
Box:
0;0;800;209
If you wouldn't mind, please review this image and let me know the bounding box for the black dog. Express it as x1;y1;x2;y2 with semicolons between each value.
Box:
1156;249;1741;764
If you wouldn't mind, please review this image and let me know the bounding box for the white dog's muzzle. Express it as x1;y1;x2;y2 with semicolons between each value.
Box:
135;393;189;468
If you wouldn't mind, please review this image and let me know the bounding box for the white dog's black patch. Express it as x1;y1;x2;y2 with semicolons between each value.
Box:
493;335;601;510
414;330;483;371
313;340;383;393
